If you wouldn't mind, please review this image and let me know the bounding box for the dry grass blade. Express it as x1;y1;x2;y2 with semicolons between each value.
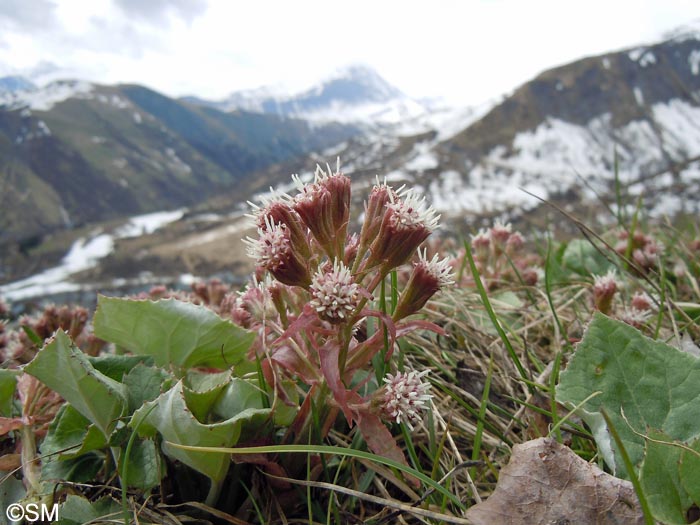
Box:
264;473;473;524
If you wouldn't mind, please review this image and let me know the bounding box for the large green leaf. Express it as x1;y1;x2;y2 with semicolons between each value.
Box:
557;313;700;477
131;381;269;482
25;330;126;437
93;296;256;370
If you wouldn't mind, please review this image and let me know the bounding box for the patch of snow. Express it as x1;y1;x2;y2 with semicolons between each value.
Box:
628;48;656;67
633;87;644;106
425;98;700;219
0;209;186;302
0;234;113;301
690;50;700;75
602;57;611;69
165;148;192;174
298;97;428;125
404;143;438;172
652;99;700;160
115;209;185;238
0;80;93;111
133;112;142;124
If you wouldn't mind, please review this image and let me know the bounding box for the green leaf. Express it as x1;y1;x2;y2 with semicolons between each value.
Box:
639;430;692;524
43;451;104;484
212;377;264;418
87;354;154;382
213;377;298;427
123;364;171;413
183;369;231;422
679;439;700;505
40;404;108;485
131;381;269;482
57;495;121;525
561;239;613;277
557;313;700;478
122;438;162;490
0;369;19;417
93;296;256;370
25;330;126;437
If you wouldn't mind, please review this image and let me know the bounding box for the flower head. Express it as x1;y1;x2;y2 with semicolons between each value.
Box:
592;269;618;314
621;307;652;328
381;370;432;430
248;190;310;260
387;189;439;233
393;249;454;319
309;260;360;324
293;162;351;259
358;177;400;249
244;216;311;288
368;189;439;270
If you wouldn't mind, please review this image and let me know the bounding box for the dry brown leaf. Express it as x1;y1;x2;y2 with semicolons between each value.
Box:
0;453;21;471
466;437;644;525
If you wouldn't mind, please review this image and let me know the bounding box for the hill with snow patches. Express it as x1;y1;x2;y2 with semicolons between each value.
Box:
0;80;358;246
2;26;700;301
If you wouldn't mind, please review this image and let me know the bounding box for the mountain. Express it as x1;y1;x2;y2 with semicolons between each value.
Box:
427;26;700;222
0;80;359;249
268;26;700;227
185;65;428;125
4;26;700;300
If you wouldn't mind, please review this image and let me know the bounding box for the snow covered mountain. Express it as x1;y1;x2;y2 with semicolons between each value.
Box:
273;25;700;227
185;65;429;125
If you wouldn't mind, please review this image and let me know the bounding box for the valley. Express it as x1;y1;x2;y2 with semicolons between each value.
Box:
2;27;700;308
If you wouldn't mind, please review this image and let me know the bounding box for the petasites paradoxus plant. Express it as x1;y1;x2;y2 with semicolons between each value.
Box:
557;312;700;524
234;161;453;477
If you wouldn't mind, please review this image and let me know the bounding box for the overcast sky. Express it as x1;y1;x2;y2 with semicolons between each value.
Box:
0;0;698;105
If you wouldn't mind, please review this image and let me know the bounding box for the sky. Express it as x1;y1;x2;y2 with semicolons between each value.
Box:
0;0;698;106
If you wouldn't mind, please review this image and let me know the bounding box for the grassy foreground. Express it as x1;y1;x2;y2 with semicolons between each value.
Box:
1;174;699;524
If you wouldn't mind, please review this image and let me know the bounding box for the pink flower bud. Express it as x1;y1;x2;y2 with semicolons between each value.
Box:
368;189;439;271
470;229;491;263
293;164;351;259
393;249;454;320
592;270;618;314
359;179;397;249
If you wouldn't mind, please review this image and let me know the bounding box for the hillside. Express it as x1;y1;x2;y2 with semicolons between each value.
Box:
3;27;700;301
0;81;358;247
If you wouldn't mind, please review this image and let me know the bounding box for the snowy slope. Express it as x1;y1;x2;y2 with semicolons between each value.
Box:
0;80;94;111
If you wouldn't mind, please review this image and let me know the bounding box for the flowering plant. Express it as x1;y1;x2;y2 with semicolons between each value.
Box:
236;161;453;472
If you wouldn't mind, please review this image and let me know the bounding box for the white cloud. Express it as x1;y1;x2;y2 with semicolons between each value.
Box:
0;0;697;105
